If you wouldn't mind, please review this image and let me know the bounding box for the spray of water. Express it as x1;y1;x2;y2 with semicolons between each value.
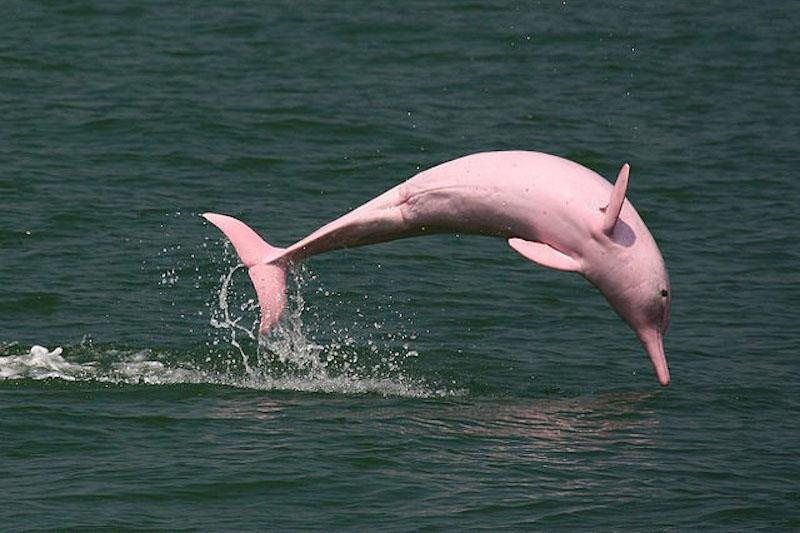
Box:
0;234;458;397
205;262;432;395
208;264;257;373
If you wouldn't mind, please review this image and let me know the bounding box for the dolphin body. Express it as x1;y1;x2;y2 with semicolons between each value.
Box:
204;151;672;385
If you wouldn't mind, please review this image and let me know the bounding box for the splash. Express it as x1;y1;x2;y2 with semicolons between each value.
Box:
202;263;444;396
208;263;258;373
0;260;456;397
0;222;458;397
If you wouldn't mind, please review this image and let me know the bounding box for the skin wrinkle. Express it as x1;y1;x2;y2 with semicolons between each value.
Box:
396;186;410;226
403;184;470;205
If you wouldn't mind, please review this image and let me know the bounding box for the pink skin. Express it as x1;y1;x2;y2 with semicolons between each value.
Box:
204;151;671;386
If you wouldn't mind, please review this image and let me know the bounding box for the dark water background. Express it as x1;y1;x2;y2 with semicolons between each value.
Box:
2;0;799;530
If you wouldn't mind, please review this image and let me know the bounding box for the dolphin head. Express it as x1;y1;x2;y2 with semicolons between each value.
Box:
634;276;671;388
590;226;671;385
590;164;672;386
605;256;671;386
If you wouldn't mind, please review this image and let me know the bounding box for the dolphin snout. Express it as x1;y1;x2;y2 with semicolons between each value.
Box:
638;330;670;386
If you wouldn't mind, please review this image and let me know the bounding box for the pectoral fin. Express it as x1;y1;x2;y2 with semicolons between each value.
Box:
508;238;582;272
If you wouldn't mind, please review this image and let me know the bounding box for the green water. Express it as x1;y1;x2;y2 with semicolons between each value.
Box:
2;1;799;530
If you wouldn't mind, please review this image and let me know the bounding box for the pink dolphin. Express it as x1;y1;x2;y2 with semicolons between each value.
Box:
203;151;671;385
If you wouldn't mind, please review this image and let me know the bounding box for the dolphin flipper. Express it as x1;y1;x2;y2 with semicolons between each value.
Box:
203;213;288;333
508;238;582;273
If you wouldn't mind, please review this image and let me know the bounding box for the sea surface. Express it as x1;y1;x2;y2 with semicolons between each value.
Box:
2;1;799;530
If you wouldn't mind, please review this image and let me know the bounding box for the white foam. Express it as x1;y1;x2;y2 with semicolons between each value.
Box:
0;345;89;381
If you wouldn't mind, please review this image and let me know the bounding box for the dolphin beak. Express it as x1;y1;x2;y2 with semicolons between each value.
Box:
638;329;670;386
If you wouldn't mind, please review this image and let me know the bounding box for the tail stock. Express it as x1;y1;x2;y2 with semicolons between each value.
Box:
202;213;288;333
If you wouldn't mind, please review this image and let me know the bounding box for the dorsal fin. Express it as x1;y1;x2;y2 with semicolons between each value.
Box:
602;163;630;235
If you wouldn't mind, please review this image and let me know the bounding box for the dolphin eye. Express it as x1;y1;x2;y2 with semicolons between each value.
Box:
660;289;669;298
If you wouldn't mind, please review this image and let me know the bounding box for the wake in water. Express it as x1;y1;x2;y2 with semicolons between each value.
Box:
0;343;442;396
0;336;445;397
0;249;454;398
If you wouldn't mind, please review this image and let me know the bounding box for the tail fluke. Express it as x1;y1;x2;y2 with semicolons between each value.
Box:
202;213;288;333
